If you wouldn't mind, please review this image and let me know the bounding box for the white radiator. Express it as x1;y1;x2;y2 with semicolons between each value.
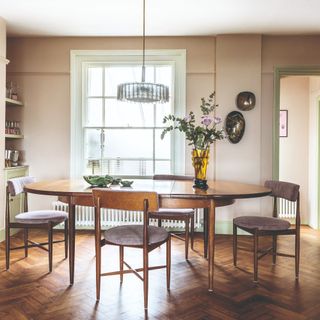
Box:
278;198;297;219
52;201;203;231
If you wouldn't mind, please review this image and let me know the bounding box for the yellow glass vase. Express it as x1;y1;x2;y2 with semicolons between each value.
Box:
192;148;209;189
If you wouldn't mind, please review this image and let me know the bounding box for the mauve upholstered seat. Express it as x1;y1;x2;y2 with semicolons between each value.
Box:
234;216;291;231
104;225;169;247
15;210;68;224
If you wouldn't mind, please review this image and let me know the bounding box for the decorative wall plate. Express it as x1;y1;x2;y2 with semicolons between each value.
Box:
236;91;256;111
225;111;245;144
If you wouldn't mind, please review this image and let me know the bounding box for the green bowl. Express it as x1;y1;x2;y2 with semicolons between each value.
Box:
120;180;134;187
83;175;113;187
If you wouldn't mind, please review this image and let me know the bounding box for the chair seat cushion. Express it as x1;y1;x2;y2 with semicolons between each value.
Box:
104;225;169;247
15;210;68;224
150;208;194;219
234;216;291;231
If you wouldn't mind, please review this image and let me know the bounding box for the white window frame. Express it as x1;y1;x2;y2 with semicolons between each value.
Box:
70;49;186;178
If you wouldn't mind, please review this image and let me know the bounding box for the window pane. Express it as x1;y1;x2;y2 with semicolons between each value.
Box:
88;67;103;96
156;66;172;91
85;98;103;127
105;99;154;127
155;129;170;159
104;129;153;158
155;161;171;174
101;159;153;176
84;128;101;159
156;102;171;127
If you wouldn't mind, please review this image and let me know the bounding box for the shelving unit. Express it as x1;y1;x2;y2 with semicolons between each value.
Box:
5;96;25;167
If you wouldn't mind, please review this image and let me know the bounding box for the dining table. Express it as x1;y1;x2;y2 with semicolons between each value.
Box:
24;178;271;292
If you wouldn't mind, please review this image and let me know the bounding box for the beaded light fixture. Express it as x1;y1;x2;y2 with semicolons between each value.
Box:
117;0;169;103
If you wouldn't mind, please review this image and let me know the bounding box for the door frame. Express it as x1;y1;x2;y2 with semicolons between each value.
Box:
273;66;320;229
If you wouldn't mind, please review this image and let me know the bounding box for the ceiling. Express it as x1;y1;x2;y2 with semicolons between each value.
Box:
1;0;320;37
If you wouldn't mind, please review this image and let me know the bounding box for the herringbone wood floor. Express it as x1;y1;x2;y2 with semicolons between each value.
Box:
0;227;319;320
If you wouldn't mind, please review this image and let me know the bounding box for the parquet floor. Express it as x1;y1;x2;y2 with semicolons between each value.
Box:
0;227;319;320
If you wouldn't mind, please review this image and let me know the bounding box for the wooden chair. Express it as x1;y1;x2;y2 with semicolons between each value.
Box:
92;189;171;310
233;180;300;282
6;176;68;272
150;175;194;260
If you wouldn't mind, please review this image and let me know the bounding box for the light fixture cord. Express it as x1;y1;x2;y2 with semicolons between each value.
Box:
142;0;146;82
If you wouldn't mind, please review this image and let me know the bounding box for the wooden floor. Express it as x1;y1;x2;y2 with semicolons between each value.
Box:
0;227;319;320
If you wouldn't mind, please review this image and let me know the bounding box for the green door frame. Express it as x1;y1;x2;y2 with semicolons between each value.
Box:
273;66;320;229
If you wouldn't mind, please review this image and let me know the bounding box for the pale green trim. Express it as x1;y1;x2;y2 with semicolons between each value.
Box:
0;228;4;242
274;66;320;229
318;99;320;229
273;66;320;180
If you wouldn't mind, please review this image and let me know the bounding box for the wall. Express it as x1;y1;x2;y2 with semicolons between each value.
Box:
0;17;6;241
215;35;263;225
309;77;320;228
6;36;216;211
5;34;320;231
279;77;309;223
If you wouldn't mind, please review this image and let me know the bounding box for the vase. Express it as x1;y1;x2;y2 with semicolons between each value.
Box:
192;148;209;190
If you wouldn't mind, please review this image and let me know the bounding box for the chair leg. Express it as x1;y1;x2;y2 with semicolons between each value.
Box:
24;228;29;258
233;223;237;266
143;248;149;310
48;222;53;272
119;246;124;284
96;242;101;301
5;225;10;270
190;214;195;250
272;234;277;265
253;230;259;283
295;229;300;279
185;217;190;260
64;220;68;259
166;236;171;290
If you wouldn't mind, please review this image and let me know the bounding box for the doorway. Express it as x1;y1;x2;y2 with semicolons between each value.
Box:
274;67;320;229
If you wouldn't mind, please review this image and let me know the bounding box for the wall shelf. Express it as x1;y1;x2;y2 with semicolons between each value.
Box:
5;134;24;139
5;98;23;106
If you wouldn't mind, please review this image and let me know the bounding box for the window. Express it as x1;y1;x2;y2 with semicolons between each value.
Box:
70;50;186;178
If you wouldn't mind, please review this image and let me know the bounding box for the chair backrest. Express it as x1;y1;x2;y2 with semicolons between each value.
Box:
264;180;300;223
6;176;35;225
92;189;159;212
264;180;300;202
153;174;193;181
7;176;36;196
92;189;159;248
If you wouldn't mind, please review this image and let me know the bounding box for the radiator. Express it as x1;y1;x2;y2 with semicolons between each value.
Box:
278;198;297;219
52;201;203;231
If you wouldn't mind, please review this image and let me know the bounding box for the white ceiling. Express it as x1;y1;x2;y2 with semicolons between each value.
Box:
1;0;320;37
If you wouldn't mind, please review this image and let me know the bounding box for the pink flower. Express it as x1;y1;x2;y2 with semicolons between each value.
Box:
184;115;192;122
214;116;222;124
201;115;213;126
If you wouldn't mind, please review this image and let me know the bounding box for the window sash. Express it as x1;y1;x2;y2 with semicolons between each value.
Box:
70;50;186;178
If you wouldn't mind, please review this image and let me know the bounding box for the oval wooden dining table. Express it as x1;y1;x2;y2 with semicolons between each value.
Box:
24;179;271;292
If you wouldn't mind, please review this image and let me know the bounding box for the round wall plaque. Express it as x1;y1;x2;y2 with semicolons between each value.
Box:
236;91;256;111
225;111;245;144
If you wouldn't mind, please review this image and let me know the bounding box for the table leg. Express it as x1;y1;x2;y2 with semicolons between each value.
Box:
68;199;76;285
203;208;208;259
208;199;216;292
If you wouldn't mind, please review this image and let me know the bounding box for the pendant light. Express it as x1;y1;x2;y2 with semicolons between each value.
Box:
117;0;169;103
